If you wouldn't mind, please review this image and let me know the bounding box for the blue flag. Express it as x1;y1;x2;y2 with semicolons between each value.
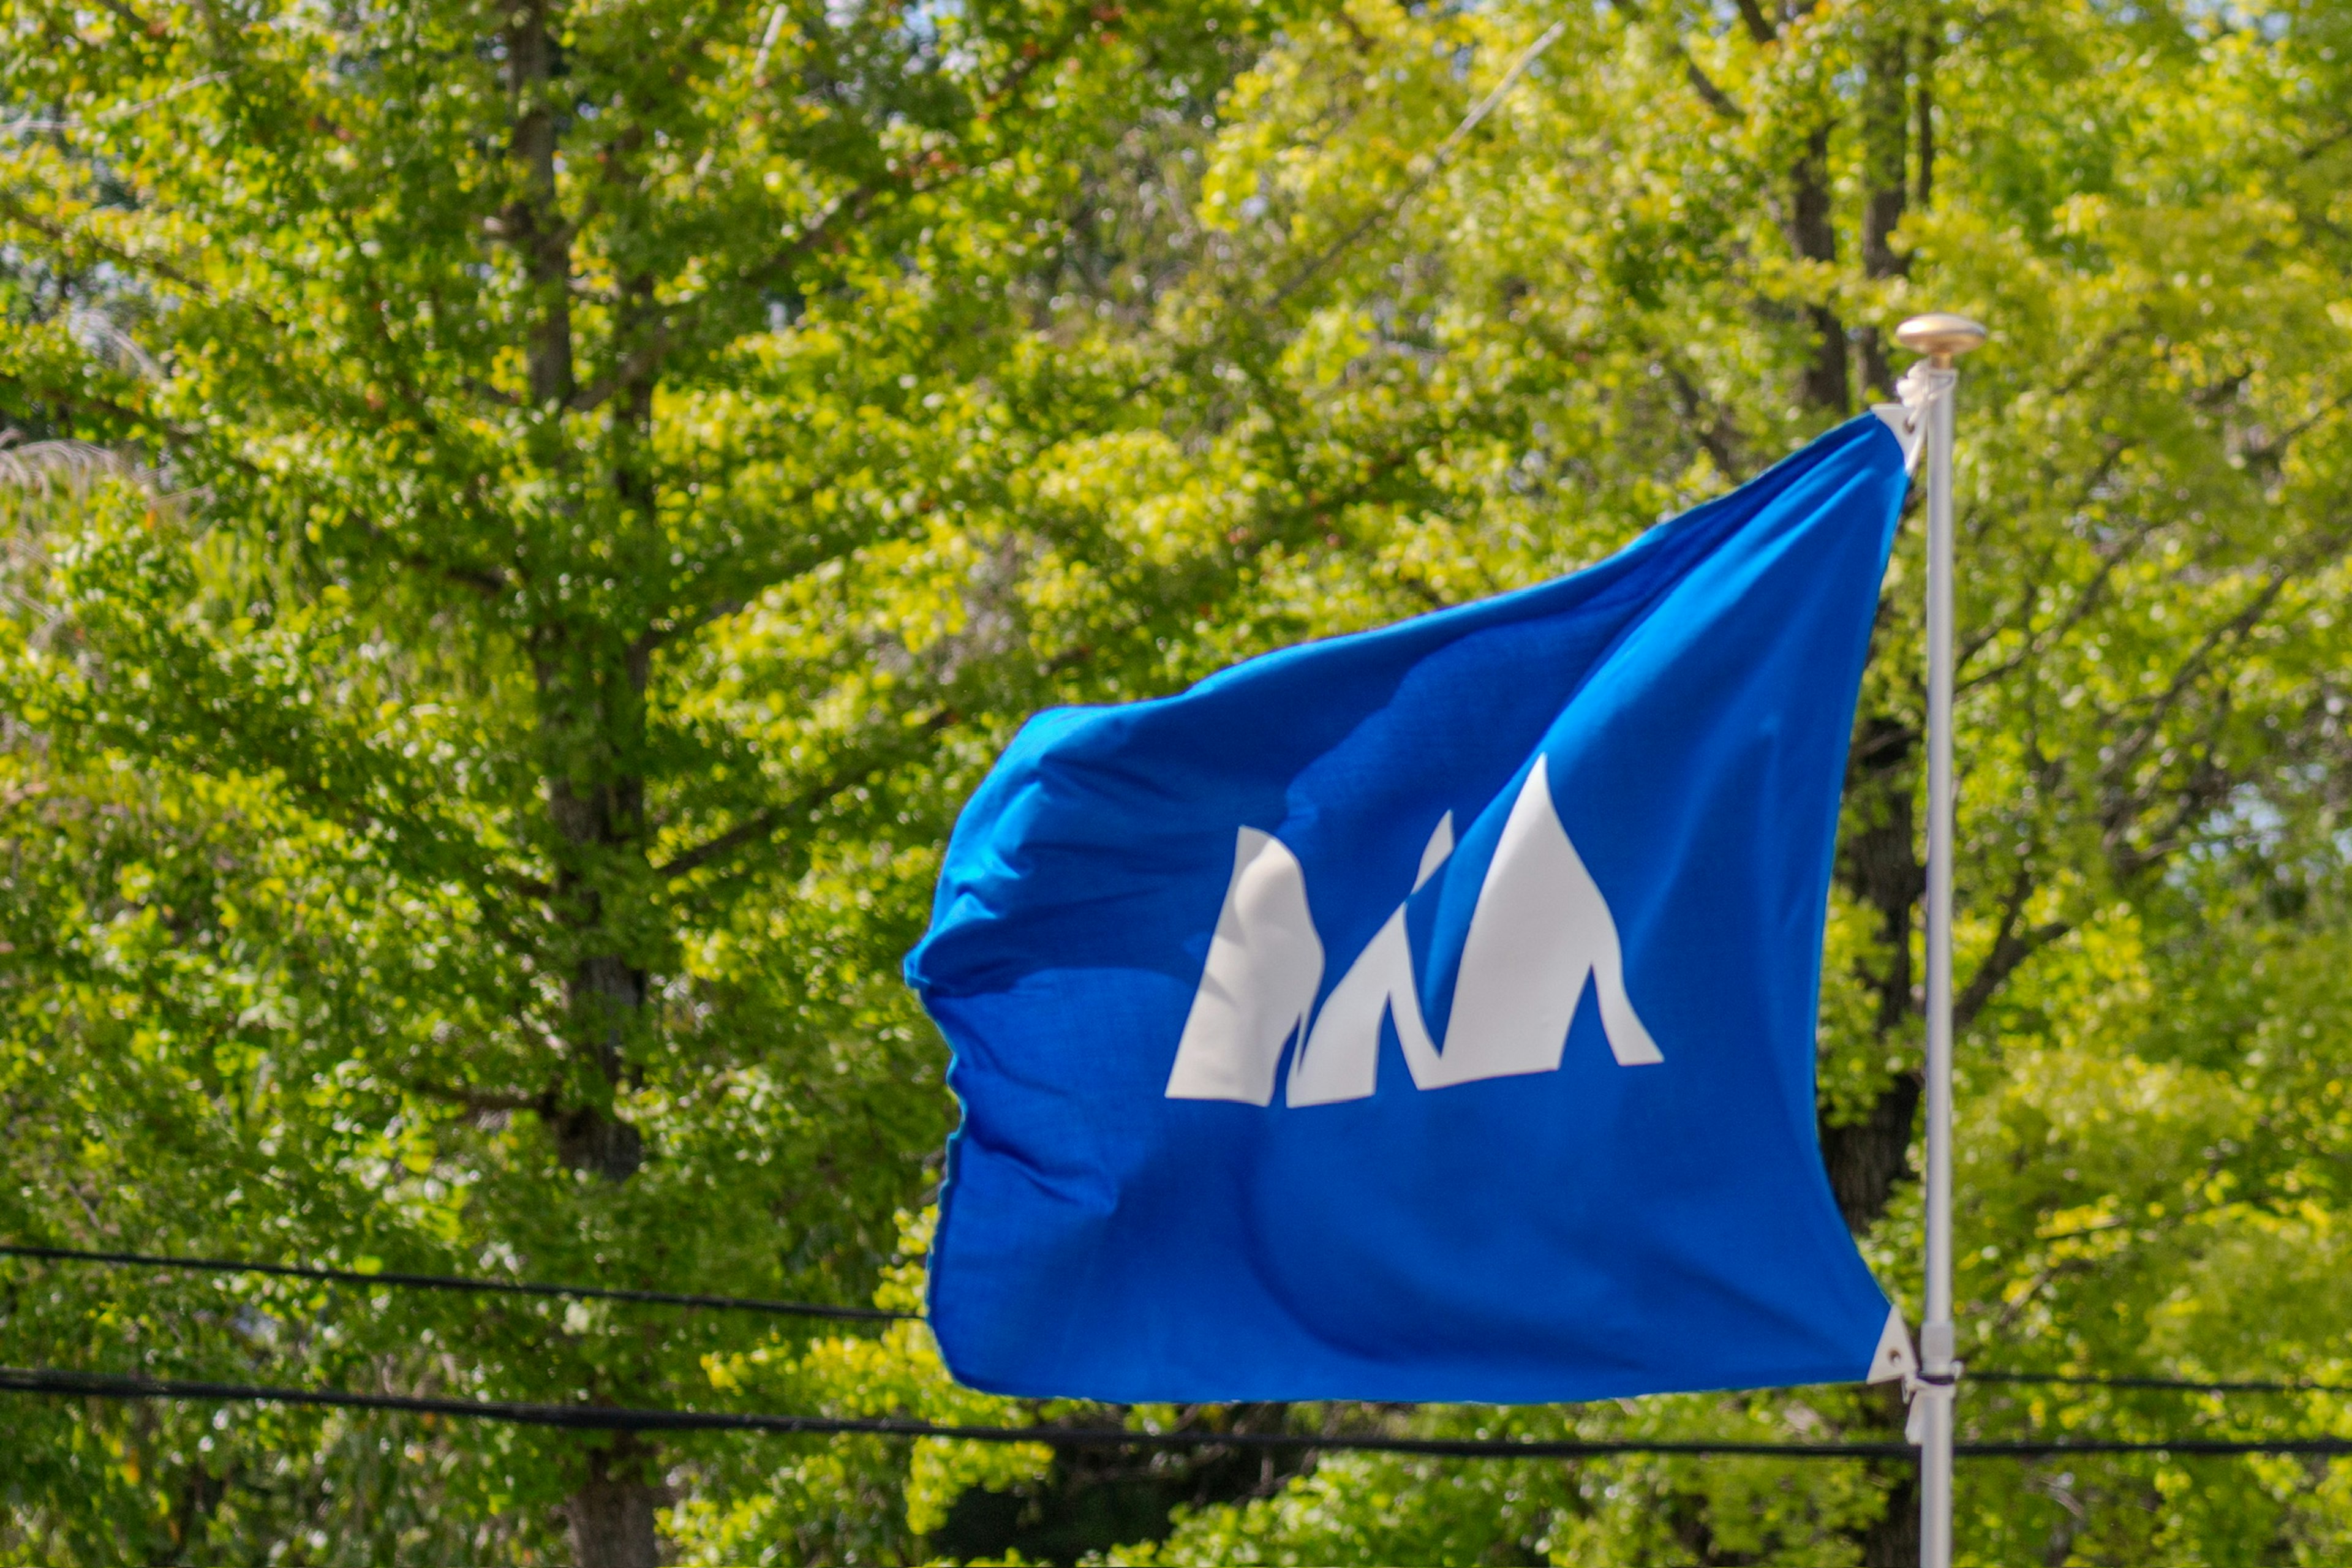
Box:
907;414;1919;1404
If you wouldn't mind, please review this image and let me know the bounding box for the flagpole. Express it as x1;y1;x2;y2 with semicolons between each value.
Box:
1893;311;1986;1568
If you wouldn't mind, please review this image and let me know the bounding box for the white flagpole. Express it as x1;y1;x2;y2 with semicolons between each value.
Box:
1893;311;1986;1568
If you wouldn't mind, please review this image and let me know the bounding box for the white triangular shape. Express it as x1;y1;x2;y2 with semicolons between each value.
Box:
1287;906;1434;1106
1428;758;1662;1085
1869;1303;1918;1385
1414;812;1455;891
1165;829;1324;1104
1871;403;1927;473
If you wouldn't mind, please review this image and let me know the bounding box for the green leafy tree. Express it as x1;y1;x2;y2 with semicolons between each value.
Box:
7;0;2352;1558
966;0;2352;1558
0;0;1264;1558
809;0;2352;1557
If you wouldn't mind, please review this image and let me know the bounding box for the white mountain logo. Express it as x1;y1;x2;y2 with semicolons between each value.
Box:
1166;756;1664;1106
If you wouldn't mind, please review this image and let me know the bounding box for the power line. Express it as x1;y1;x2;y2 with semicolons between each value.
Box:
10;1244;2346;1403
3;1366;2350;1459
0;1243;910;1323
0;1366;1898;1452
1975;1371;2352;1397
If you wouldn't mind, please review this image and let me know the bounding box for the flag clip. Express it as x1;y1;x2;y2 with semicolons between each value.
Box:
1871;361;1958;475
1902;1362;1964;1445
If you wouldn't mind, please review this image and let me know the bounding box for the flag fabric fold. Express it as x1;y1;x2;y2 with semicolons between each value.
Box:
907;414;1914;1403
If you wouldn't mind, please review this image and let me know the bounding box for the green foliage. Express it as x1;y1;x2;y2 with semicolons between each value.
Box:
4;0;2352;1558
0;0;1268;1553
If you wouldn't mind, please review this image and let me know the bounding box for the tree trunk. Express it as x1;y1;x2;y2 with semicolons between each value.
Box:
1856;22;1912;397
502;2;666;1553
1861;1465;1921;1566
1822;1070;1923;1231
1787;119;1849;416
1914;27;1937;215
1824;714;1926;1231
565;1441;665;1568
506;0;574;411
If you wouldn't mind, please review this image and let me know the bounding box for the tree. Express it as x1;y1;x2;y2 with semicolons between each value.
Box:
7;0;2352;1558
796;0;2352;1555
0;0;1265;1558
965;0;2352;1556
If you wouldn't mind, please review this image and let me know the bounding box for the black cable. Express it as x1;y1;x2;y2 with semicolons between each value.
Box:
0;1243;910;1323
1957;1435;2352;1455
1973;1371;2352;1397
3;1366;2350;1459
9;1245;2347;1403
0;1366;1909;1452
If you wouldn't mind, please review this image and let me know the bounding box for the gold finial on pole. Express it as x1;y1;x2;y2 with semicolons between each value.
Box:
1894;312;1989;367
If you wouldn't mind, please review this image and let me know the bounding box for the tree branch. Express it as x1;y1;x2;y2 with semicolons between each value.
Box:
653;805;782;881
568;323;673;413
1662;360;1748;480
1956;447;2148;693
1604;0;1743;118
2100;540;2335;790
1954;865;2070;1031
630;598;748;661
1682;58;1744;120
654;712;959;881
0;191;278;328
403;1080;556;1118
